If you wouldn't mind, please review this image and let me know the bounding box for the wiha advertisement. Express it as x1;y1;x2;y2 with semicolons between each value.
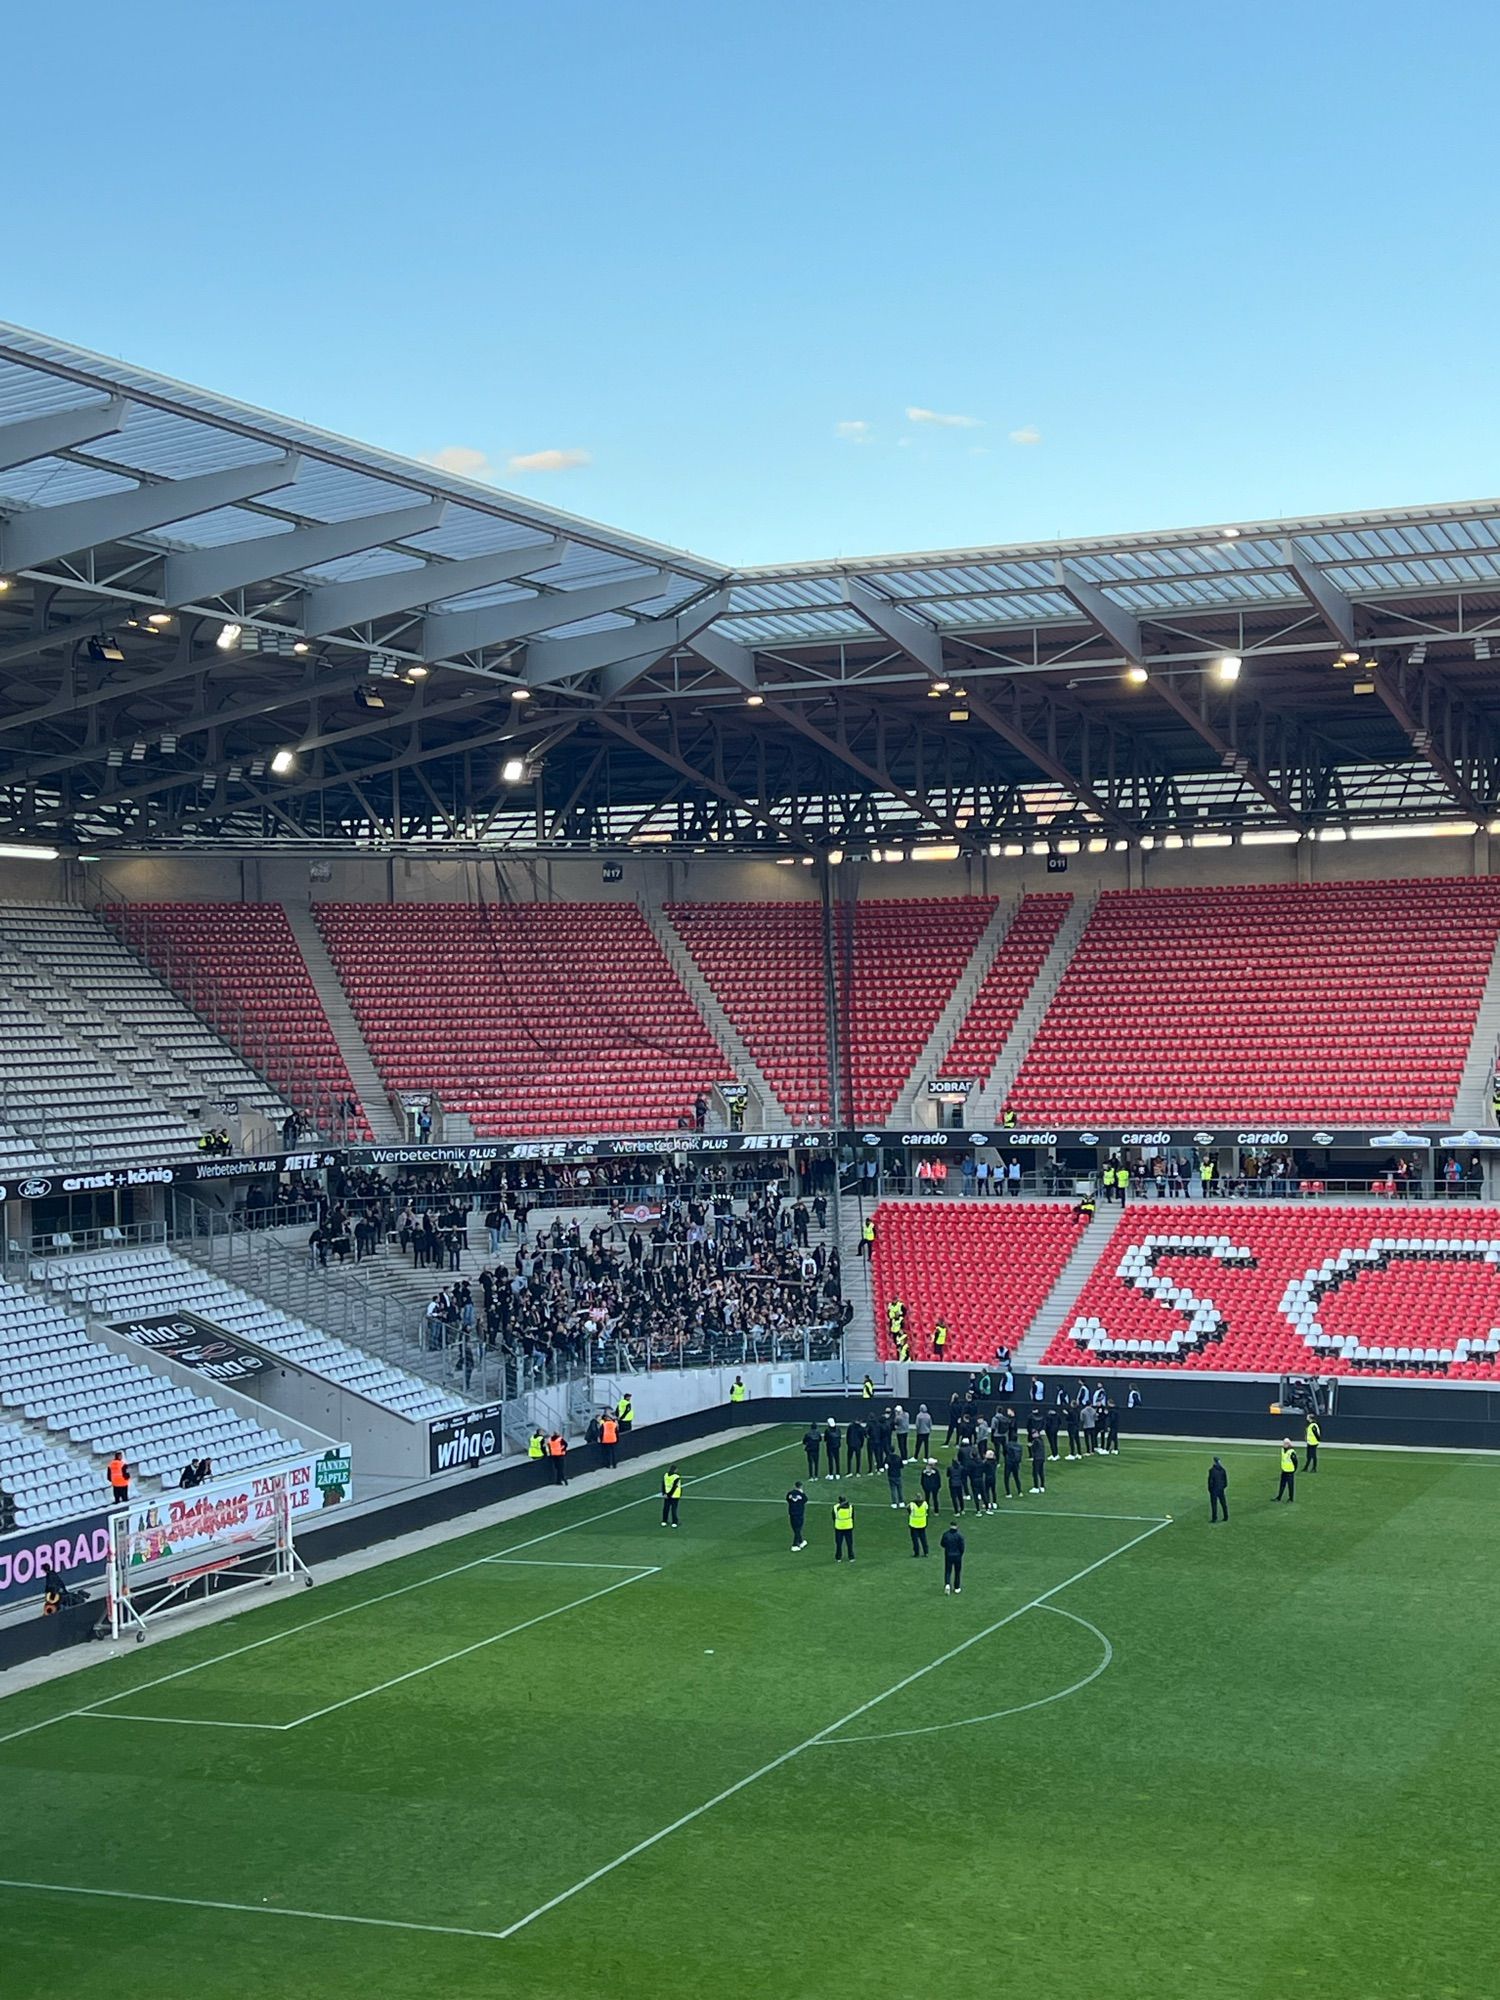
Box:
106;1310;273;1385
428;1403;506;1475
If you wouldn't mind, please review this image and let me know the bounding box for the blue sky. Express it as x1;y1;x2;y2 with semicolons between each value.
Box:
12;1;1500;564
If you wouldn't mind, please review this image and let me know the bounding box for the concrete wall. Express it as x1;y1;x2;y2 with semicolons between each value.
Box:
42;826;1500;913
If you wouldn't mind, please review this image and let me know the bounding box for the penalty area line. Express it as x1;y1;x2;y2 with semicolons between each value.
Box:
0;1878;512;1943
493;1515;1172;1942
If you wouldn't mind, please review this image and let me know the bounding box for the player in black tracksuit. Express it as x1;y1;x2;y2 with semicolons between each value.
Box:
786;1481;808;1549
846;1418;867;1476
920;1458;942;1516
823;1420;842;1480
802;1426;822;1480
1065;1399;1082;1459
941;1523;965;1594
946;1455;966;1515
1044;1406;1061;1460
1029;1429;1047;1493
1002;1435;1024;1497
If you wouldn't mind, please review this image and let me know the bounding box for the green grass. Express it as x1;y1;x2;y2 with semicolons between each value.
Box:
2;1427;1496;2000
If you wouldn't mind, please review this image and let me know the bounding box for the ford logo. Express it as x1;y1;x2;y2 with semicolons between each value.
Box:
861;1133;881;1146
1193;1131;1216;1146
1311;1131;1335;1147
969;1133;989;1145
18;1179;51;1199
1078;1131;1099;1145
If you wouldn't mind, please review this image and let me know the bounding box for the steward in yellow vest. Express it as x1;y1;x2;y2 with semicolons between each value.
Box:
907;1496;930;1558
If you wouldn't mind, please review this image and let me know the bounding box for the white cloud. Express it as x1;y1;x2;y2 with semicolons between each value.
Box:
835;419;872;443
906;405;982;429
506;447;592;474
968;445;991;457
1009;425;1042;446
419;444;496;480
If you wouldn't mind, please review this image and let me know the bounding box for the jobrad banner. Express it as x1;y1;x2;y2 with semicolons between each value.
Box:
0;1511;112;1609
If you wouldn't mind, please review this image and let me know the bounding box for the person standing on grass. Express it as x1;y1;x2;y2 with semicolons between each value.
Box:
921;1456;942;1517
1275;1439;1297;1503
661;1465;683;1529
944;1390;962;1446
893;1404;911;1461
1029;1428;1048;1494
907;1495;930;1558
1304;1414;1321;1472
1080;1401;1097;1455
833;1495;856;1562
1044;1402;1062;1461
914;1403;934;1458
1065;1396;1082;1460
1002;1432;1024;1499
941;1521;965;1594
823;1417;842;1482
846;1415;867;1477
980;1447;999;1513
885;1445;906;1510
802;1424;823;1481
1208;1456;1229;1523
946;1453;966;1516
1104;1402;1120;1455
786;1480;808;1551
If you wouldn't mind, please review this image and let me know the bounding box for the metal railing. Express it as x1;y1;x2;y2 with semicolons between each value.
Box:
590;1322;844;1374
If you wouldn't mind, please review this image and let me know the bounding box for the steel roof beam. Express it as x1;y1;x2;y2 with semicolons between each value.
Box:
1370;662;1490;818
592;591;734;698
0;397;130;472
422;568;664;664
1;453;300;571
684;627;760;692
1146;673;1309;831
1051;561;1145;660
299;535;566;637
593;709;816;855
960;683;1136;838
766;700;978;849
1280;538;1358;651
162;498;447;608
841;576;946;676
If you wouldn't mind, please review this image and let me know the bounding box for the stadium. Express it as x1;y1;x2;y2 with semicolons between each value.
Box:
2;307;1500;1995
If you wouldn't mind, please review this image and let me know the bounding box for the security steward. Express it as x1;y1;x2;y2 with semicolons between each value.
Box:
907;1493;930;1558
599;1412;619;1469
615;1391;634;1432
861;1373;876;1400
886;1298;905;1347
1275;1438;1297;1503
833;1494;856;1562
1304;1414;1321;1472
729;1375;748;1407
860;1216;876;1258
941;1520;965;1594
786;1480;808;1550
528;1428;547;1476
932;1318;949;1361
661;1464;683;1528
106;1452;130;1506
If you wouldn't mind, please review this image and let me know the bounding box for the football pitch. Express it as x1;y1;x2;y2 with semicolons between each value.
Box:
2;1425;1495;2000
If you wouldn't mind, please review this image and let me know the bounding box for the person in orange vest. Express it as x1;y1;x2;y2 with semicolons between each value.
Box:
599;1412;619;1470
106;1452;130;1506
547;1433;568;1486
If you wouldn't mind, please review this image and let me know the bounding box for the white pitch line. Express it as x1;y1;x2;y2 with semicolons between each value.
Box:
690;1496;1169;1523
76;1713;291;1731
0;1437;789;1752
283;1570;656;1730
493;1516;1171;1941
485;1559;665;1570
0;1878;513;1943
819;1605;1114;1745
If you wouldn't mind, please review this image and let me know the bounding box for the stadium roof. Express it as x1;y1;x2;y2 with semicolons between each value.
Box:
2;321;1500;857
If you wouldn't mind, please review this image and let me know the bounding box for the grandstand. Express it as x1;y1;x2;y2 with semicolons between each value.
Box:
4;320;1500;2000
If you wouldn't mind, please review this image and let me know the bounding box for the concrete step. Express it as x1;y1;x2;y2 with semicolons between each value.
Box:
282;902;404;1142
890;898;1019;1123
642;899;789;1125
1453;934;1500;1127
974;890;1098;1122
1014;1207;1119;1368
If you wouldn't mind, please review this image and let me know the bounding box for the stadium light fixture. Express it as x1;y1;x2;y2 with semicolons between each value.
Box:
746;693;764;707
216;622;242;650
912;844;961;862
1003;843;1024;858
105;747;123;767
881;847;907;863
987;842;1002;857
147;612;172;627
1191;832;1233;848
293;639;311;655
270;748;296;776
158;734;177;755
1221;527;1241;539
775;856;797;866
800;856;814;866
406;665;429;681
510;686;531;701
1338;649;1361;665
0;843;60;861
501;756;527;783
0;577;9;591
1125;665;1149;685
931;679;950;693
827;848;845;866
1163;832;1184;849
1214;654;1242;684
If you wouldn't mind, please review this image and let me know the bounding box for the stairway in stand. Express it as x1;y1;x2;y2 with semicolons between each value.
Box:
283;901;404;1142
